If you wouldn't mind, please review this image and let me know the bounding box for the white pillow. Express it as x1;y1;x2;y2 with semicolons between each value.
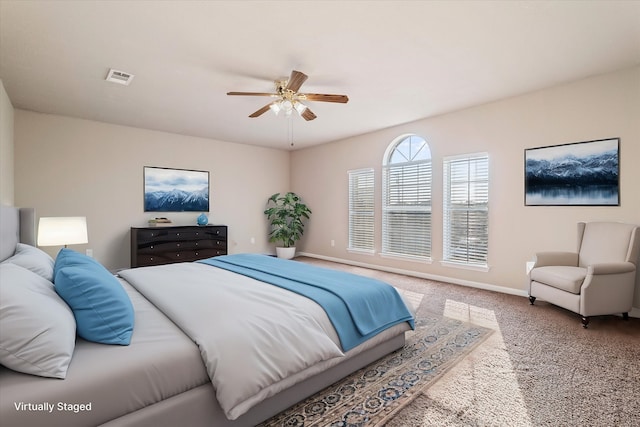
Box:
3;243;55;282
0;263;76;379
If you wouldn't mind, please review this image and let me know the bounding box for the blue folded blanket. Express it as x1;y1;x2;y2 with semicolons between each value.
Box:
199;254;414;351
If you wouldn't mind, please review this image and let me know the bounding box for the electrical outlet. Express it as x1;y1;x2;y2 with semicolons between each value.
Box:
85;249;93;258
250;237;255;244
526;261;534;274
331;240;335;247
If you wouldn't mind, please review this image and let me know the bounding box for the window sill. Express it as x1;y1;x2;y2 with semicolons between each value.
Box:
440;260;490;272
347;248;375;256
380;253;432;264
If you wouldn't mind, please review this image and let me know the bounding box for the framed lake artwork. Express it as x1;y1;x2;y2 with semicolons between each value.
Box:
144;166;210;212
524;138;619;206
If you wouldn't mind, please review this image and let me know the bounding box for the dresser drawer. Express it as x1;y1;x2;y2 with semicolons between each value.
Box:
136;239;226;253
131;225;228;267
135;248;227;266
135;228;226;244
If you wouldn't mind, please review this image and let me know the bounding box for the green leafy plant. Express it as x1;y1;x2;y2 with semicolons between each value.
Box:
264;192;312;248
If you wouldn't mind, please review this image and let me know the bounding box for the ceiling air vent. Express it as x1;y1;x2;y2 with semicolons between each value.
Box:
105;69;134;86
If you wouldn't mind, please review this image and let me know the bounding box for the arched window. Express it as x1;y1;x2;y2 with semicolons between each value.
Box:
382;134;432;259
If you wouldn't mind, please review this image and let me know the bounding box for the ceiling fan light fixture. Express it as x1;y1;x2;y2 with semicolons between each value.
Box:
294;101;307;115
228;70;347;122
269;102;281;115
281;100;293;111
281;100;293;117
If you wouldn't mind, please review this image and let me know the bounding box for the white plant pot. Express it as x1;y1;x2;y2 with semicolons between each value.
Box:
276;247;296;260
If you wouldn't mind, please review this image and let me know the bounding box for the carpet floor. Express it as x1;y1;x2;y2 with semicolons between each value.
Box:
291;257;640;427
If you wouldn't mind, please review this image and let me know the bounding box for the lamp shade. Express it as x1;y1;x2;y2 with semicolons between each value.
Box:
37;217;88;247
294;101;307;114
269;102;282;115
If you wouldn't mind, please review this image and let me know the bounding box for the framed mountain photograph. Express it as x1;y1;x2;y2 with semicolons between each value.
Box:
144;166;209;212
525;138;619;206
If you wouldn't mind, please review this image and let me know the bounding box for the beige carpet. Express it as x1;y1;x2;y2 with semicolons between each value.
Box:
296;257;640;427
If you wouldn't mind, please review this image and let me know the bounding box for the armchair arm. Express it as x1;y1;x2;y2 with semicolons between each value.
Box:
580;262;637;316
588;261;636;275
533;251;578;268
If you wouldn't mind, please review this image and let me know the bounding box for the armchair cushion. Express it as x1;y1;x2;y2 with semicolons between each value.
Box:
530;266;586;294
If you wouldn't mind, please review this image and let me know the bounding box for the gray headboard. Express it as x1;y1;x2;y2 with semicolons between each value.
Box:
0;205;36;262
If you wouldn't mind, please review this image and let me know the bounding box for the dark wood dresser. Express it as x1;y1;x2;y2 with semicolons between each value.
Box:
130;225;227;267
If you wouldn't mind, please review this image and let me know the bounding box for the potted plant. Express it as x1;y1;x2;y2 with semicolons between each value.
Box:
264;192;312;259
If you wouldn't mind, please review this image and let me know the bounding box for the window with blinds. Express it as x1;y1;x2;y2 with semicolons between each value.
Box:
443;153;489;267
348;168;375;253
382;135;432;260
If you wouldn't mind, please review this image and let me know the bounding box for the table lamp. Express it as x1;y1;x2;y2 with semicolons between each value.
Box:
37;217;88;248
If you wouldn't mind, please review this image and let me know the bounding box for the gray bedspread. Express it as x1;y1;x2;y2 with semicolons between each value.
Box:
119;262;347;420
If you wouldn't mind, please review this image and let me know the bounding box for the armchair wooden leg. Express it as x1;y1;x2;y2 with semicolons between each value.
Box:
529;296;536;305
581;316;589;328
623;312;629;321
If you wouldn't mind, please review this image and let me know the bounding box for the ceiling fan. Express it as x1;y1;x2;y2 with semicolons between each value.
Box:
227;70;349;121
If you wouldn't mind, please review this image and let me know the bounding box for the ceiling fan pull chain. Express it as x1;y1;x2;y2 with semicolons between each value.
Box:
288;117;294;147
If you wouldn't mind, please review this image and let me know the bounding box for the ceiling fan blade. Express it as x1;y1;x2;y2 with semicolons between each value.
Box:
227;91;277;97
301;93;349;103
285;70;308;93
301;108;317;121
249;103;274;118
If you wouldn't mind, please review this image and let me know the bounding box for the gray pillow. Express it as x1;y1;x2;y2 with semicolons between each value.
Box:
0;263;76;378
3;243;55;281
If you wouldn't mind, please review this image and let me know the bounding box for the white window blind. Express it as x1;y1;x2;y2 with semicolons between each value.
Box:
443;153;489;266
348;168;375;253
382;135;432;259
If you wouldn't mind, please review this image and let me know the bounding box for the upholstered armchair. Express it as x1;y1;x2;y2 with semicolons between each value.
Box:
528;222;640;327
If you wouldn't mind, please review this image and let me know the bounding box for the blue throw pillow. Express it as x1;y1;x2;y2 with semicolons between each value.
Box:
54;249;134;345
54;247;101;270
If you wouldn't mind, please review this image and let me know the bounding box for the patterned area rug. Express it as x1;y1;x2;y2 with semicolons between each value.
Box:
259;315;492;427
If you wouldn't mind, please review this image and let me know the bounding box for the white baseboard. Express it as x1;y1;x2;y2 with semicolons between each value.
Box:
297;252;530;298
297;252;640;318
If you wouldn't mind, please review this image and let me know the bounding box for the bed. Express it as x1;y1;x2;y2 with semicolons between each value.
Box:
0;205;414;427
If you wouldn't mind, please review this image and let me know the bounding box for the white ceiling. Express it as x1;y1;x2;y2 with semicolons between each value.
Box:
1;1;639;150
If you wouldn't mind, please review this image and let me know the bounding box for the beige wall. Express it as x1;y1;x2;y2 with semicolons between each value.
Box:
0;80;14;205
14;111;290;270
292;66;640;307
